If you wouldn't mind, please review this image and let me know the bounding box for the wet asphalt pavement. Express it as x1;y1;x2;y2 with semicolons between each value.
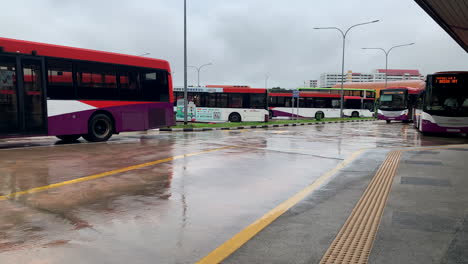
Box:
0;121;467;264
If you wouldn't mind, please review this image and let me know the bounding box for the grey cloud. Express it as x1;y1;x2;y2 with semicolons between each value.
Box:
1;0;466;88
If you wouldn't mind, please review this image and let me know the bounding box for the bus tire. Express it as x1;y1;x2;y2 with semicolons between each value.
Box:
315;111;324;120
229;112;242;122
83;113;114;142
386;120;391;124
351;111;359;118
56;135;81;141
269;110;274;119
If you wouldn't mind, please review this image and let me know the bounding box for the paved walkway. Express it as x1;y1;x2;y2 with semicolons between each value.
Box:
224;145;468;264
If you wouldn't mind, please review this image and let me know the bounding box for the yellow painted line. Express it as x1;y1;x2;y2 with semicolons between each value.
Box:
0;146;236;201
196;148;366;264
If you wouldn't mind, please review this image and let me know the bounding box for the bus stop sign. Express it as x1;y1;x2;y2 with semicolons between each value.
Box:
293;90;299;98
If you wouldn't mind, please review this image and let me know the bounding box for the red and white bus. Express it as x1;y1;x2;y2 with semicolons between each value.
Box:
268;91;375;119
377;86;424;123
174;86;268;122
0;37;174;142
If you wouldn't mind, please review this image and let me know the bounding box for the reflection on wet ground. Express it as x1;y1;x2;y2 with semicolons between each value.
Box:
0;122;467;263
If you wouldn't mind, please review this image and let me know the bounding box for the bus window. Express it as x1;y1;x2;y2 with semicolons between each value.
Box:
141;70;169;102
249;94;265;109
77;63;117;100
331;99;340;108
47;59;75;99
304;98;314;108
206;93;217;107
119;69;141;101
228;94;243;108
218;93;228;108
315;99;326;108
276;96;285;107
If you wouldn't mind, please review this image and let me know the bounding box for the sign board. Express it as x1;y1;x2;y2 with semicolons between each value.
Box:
292;90;300;98
173;86;223;93
176;105;223;122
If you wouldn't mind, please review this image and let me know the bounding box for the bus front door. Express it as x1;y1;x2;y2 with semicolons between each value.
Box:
0;55;47;136
20;58;47;134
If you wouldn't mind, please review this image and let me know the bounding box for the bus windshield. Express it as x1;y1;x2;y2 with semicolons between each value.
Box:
426;75;468;117
379;92;406;110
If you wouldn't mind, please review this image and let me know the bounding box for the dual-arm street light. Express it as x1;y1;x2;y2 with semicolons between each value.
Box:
183;0;188;124
314;20;380;117
188;63;212;87
362;43;415;88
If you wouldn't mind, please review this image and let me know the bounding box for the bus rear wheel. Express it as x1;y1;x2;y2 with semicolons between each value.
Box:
229;112;242;122
351;111;359;118
56;135;81;141
386;120;391;124
315;111;324;120
83;113;114;142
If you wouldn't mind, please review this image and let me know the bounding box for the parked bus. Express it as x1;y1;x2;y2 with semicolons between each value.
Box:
268;91;375;119
0;37;174;142
173;86;268;122
298;87;376;100
377;87;424;123
414;72;468;134
331;80;426;97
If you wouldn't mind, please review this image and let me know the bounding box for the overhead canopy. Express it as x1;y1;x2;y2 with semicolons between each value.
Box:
414;0;468;52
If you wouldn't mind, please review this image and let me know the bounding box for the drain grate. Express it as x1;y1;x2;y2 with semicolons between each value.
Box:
401;177;451;187
320;150;402;264
405;160;443;166
447;148;468;151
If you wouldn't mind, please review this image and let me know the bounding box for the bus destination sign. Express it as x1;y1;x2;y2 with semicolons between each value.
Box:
435;76;458;84
381;91;404;94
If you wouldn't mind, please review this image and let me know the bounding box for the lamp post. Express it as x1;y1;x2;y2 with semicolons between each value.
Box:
362;43;415;88
183;0;188;124
188;63;212;87
314;20;379;117
265;73;270;113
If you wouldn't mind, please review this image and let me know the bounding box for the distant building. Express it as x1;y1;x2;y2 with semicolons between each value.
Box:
302;80;318;88
320;69;424;88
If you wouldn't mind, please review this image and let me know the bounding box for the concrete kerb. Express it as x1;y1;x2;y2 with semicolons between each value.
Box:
159;119;377;132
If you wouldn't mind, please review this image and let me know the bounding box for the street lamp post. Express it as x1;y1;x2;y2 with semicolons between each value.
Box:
183;0;188;125
265;73;270;114
362;43;415;88
314;20;379;117
188;63;212;87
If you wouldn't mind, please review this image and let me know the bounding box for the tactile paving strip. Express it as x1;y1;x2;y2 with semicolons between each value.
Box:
320;150;402;264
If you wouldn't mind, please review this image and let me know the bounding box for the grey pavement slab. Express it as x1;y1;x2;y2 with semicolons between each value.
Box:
369;149;468;264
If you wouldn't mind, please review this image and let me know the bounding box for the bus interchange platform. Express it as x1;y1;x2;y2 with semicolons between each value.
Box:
0;122;467;264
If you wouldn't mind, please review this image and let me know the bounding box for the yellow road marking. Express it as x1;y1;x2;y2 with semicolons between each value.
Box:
0;146;236;201
196;149;365;264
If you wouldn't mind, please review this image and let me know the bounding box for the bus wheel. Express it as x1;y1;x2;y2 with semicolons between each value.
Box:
229;112;242;122
315;111;324;120
386;120;391;124
351;111;359;118
269;110;274;119
83;113;114;142
56;135;81;141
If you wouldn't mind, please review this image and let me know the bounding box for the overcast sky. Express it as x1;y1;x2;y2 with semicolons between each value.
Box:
1;0;467;88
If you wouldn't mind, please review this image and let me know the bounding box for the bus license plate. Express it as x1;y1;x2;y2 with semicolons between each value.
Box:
447;129;461;132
